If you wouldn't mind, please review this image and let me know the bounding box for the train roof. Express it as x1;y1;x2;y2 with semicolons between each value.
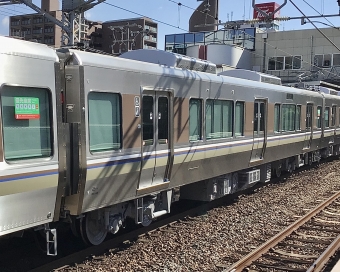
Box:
0;36;58;61
120;49;216;74
218;69;282;86
60;48;339;100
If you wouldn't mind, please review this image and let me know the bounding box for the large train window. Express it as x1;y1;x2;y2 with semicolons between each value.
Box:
1;86;52;161
88;92;122;152
306;104;313;129
274;104;280;132
296;105;301;130
282;104;295;132
325;107;330;128
206;99;233;139
331;106;336;127
235;101;244;137
189;98;202;141
317;106;322;128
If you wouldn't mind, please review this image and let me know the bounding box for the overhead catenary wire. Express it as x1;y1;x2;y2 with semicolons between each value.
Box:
104;1;188;32
164;0;339;77
102;0;340;81
167;0;218;21
301;0;338;30
289;0;340;52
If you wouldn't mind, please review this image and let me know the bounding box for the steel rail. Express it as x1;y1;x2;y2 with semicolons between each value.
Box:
306;235;340;272
224;190;340;272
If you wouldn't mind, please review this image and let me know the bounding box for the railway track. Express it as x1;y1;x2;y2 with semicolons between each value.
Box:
17;160;340;272
28;195;239;272
224;189;340;272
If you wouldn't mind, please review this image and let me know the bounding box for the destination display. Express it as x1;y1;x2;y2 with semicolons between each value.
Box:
14;97;40;119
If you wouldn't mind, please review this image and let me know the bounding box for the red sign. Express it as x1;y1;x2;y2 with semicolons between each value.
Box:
253;2;280;19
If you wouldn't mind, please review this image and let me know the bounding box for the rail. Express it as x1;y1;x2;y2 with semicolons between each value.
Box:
225;191;340;272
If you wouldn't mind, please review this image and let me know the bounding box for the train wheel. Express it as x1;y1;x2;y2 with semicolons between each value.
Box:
80;210;107;246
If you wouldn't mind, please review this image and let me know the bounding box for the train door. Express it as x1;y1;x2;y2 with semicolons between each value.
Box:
138;90;173;191
250;99;267;162
303;103;313;149
330;105;337;144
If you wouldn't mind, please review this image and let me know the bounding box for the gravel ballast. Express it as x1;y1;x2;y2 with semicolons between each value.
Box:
60;160;340;272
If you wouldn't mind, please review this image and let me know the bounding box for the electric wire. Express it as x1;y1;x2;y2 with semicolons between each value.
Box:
236;28;340;80
301;0;338;30
103;1;188;32
103;0;340;80
289;0;340;52
0;8;18;16
167;0;217;21
1;6;26;15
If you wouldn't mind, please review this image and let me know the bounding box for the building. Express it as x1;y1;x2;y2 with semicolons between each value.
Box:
253;27;340;84
165;0;340;85
189;0;219;32
9;0;62;47
90;17;158;55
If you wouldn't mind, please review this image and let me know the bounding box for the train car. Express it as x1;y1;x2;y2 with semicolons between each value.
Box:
1;36;340;254
0;36;61;247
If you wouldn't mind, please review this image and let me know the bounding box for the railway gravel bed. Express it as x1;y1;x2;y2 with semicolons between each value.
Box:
50;159;340;272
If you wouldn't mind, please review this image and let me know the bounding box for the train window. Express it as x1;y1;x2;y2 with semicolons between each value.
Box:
235;101;244;137
332;106;336;127
317;106;322;128
158;97;168;144
296;105;301;130
1;86;52;161
274;104;280;132
282;104;295;132
189;99;202;141
142;96;154;146
306;104;313;129
88;92;122;152
325;107;330;128
206;99;233;139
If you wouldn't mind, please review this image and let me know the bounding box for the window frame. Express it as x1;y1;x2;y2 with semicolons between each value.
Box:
281;103;296;132
0;84;54;162
205;98;234;140
274;103;281;133
268;55;302;71
296;105;302;131
324;106;330;128
87;90;123;154
234;100;245;137
189;97;203;142
331;105;337;127
316;106;322;129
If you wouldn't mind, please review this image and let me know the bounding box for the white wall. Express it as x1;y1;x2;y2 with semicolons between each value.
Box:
186;44;252;69
207;44;252;69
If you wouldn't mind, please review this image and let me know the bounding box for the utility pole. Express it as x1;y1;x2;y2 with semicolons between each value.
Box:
0;0;106;45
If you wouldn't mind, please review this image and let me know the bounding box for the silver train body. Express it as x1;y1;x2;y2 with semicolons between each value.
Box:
1;36;340;250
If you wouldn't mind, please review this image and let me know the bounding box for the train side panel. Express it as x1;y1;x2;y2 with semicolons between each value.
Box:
0;38;60;235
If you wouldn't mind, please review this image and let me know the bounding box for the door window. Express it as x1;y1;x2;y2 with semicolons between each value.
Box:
142;96;154;146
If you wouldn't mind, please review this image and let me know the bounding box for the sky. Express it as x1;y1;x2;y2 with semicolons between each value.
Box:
0;0;339;49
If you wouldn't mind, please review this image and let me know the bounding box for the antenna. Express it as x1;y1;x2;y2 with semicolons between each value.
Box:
231;11;233;21
243;0;246;20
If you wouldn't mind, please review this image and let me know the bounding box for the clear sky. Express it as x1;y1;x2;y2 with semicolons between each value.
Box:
0;0;339;49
